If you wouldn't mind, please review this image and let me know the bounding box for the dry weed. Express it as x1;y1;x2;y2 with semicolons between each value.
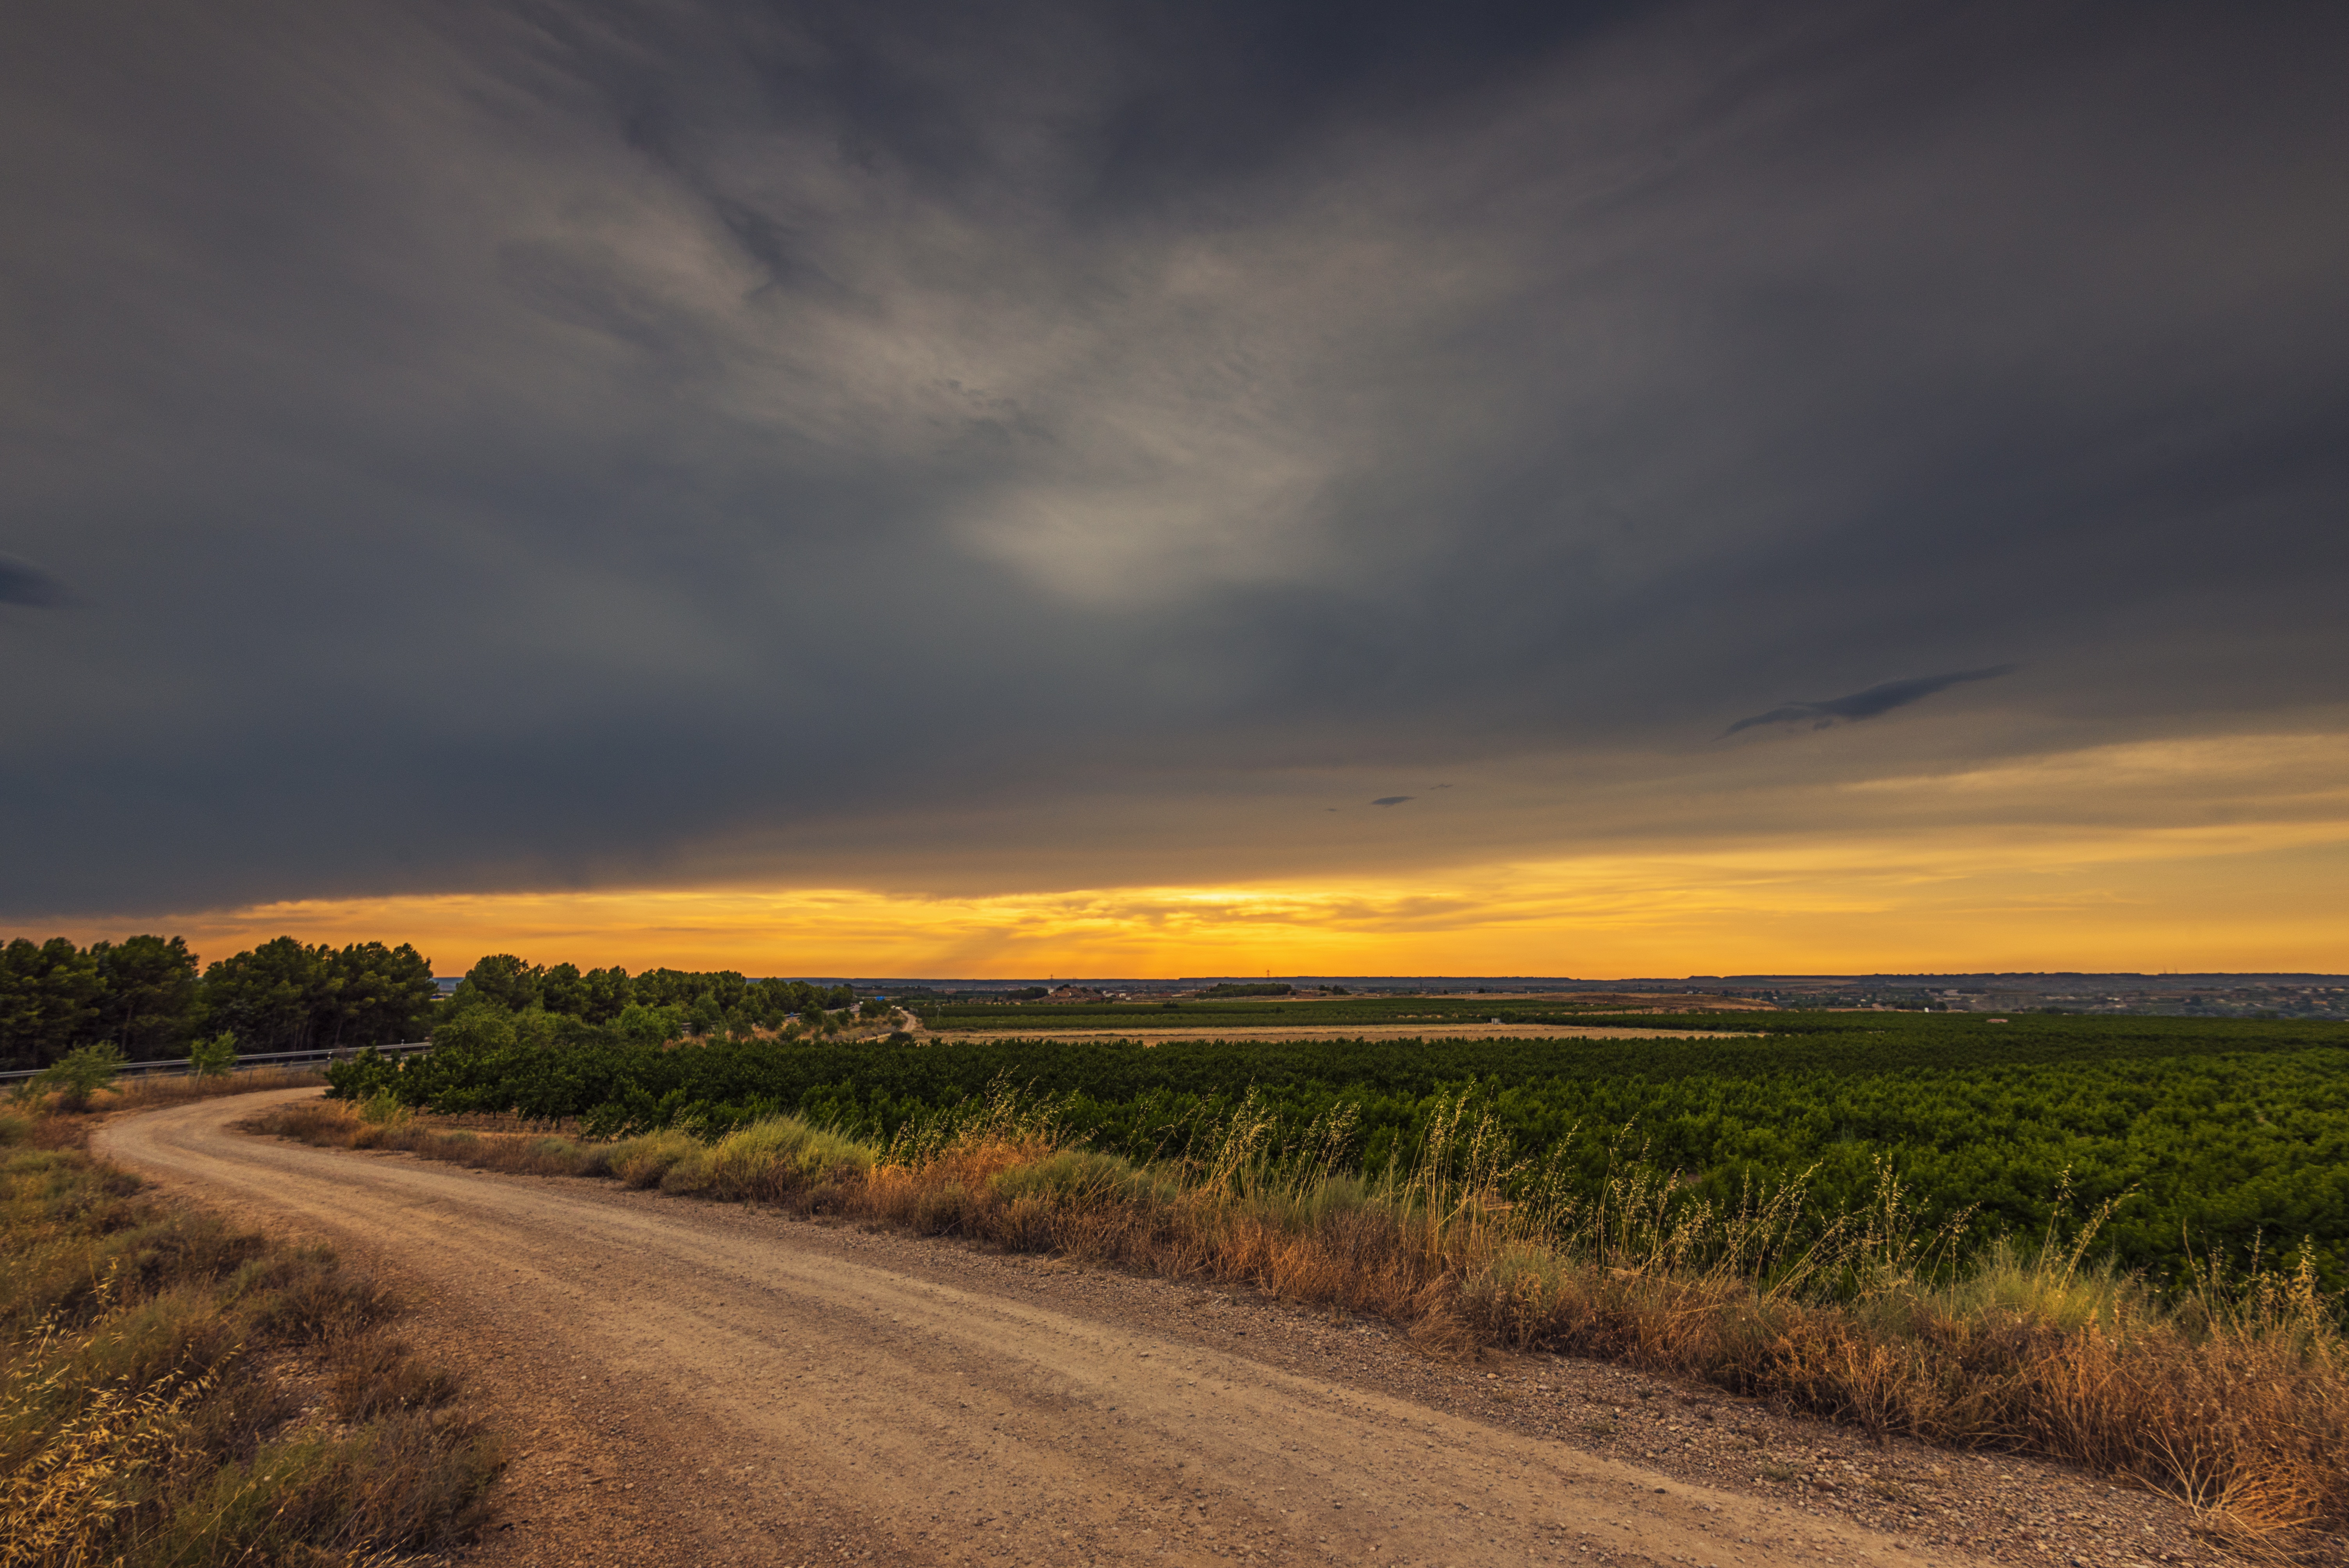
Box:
1;1112;496;1566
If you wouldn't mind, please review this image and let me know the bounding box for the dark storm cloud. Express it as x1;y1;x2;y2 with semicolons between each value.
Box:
1723;666;2016;737
1;0;2346;917
0;558;68;608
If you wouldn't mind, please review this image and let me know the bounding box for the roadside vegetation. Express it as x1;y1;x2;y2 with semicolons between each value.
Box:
2;1083;497;1566
262;1075;2347;1549
9;1044;326;1120
332;1010;2349;1289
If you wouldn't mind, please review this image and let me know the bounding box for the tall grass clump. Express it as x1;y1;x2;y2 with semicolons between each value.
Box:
663;1117;874;1198
608;1129;701;1190
0;1110;497;1565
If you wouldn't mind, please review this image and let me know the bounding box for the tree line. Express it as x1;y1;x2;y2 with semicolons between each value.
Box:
441;953;861;1039
3;937;874;1072
0;935;437;1070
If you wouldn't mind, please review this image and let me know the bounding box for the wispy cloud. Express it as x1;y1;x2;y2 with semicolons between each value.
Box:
1723;667;2017;738
1371;796;1415;807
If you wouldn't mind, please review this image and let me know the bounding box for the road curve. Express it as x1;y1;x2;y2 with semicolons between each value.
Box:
98;1090;1951;1568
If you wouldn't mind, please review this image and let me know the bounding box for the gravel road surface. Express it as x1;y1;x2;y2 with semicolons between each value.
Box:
94;1091;2186;1568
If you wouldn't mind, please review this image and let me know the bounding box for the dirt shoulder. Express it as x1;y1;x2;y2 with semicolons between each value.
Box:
96;1090;2236;1568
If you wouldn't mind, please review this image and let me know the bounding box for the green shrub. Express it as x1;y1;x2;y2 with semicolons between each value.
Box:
32;1043;125;1112
323;1046;399;1102
186;1032;237;1078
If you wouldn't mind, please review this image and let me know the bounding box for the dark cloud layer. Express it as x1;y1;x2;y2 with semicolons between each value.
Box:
2;0;2346;917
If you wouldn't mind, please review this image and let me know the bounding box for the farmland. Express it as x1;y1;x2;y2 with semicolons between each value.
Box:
338;1006;2349;1290
908;991;1763;1032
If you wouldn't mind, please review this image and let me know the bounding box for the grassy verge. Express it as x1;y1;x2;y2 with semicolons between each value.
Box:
98;1067;333;1115
4;1066;332;1128
2;1099;498;1566
251;1092;2346;1550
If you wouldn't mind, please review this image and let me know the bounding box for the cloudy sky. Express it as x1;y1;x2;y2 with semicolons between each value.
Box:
5;0;2345;976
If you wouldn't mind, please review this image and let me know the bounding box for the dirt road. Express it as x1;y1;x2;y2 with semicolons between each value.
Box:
100;1091;1952;1568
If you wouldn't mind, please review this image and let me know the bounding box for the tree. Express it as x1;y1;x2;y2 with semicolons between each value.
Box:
615;1003;681;1046
449;954;542;1015
538;962;588;1018
531;963;634;1023
632;968;693;1009
41;1042;123;1111
431;1005;516;1054
325;942;436;1046
0;937;104;1069
198;937;330;1052
579;966;633;1024
92;934;201;1058
188;1032;237;1076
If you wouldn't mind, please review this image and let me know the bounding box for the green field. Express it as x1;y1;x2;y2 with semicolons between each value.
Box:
908;992;1749;1032
342;1009;2349;1292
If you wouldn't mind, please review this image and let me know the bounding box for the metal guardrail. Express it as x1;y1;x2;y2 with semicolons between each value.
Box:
0;1040;432;1083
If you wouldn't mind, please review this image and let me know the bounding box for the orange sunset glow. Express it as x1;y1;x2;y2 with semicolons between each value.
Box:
103;804;2349;979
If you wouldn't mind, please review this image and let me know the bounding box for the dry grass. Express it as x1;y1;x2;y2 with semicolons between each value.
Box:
1;1109;497;1566
98;1066;330;1114
5;1067;329;1133
248;1091;2348;1550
